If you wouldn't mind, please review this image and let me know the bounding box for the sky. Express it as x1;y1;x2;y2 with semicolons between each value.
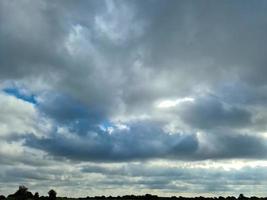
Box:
1;0;267;197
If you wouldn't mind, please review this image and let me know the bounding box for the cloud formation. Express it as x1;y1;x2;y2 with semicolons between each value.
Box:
1;0;267;196
25;120;198;162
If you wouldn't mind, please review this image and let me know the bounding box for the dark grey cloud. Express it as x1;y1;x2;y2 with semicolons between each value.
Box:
0;1;69;79
196;133;267;160
37;92;106;135
216;82;267;106
25;120;198;162
134;0;267;84
179;96;252;130
38;93;91;123
23;111;267;162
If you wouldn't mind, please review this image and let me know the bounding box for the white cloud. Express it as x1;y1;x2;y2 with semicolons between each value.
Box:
0;92;37;138
156;97;195;109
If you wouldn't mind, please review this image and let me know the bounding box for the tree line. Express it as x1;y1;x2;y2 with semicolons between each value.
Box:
1;186;267;200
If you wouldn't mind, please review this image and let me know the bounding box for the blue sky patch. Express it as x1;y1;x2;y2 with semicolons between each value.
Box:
3;87;37;104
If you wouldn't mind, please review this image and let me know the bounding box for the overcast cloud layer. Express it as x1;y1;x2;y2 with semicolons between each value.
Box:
1;0;267;197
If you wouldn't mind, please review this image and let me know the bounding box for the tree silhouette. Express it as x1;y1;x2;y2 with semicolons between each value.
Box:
8;185;33;200
15;186;28;196
48;189;57;200
238;194;246;200
0;195;6;200
34;192;39;200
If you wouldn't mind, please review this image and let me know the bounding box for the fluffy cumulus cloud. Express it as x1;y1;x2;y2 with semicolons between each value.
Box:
1;0;267;197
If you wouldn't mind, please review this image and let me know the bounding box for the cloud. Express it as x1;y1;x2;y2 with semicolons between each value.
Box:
37;92;103;131
1;0;267;196
196;132;267;160
25;120;198;162
0;1;68;80
178;95;252;130
0;92;37;140
81;162;267;195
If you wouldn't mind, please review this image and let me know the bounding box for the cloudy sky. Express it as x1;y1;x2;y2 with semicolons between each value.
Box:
1;0;267;197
